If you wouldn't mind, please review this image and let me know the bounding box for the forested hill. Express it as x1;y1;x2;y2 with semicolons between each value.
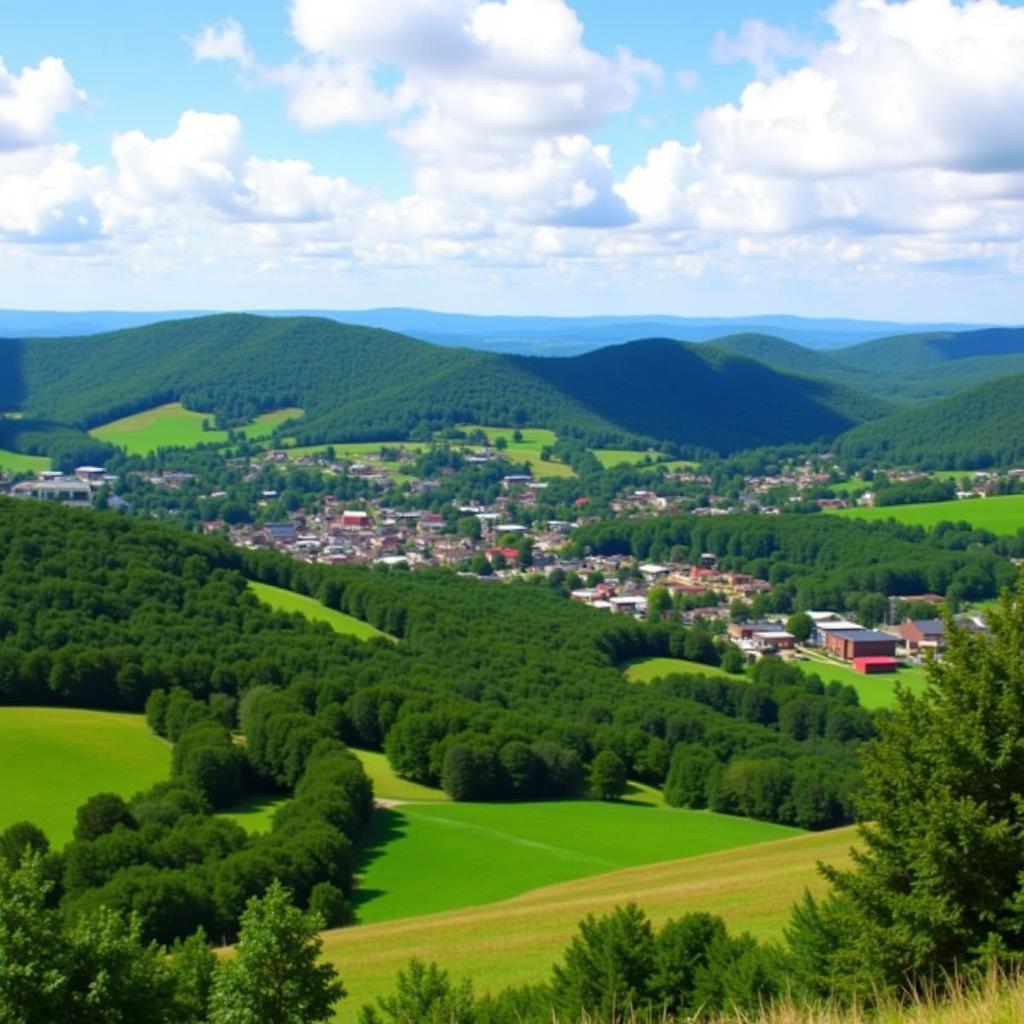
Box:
1;313;887;455
828;326;1024;402
835;373;1024;469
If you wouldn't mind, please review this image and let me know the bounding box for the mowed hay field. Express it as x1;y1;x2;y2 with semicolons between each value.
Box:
248;581;389;641
353;800;802;925
90;403;302;455
0;707;170;845
0;447;51;474
832;494;1024;535
328;826;856;1021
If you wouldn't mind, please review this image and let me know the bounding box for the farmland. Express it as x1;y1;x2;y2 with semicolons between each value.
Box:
832;494;1024;535
327;825;855;1020
248;580;388;641
626;656;739;682
0;447;51;474
352;799;802;926
89;403;303;455
353;748;449;802
0;707;170;845
591;448;658;468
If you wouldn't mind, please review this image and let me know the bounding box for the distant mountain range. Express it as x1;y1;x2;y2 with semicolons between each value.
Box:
3;313;1024;469
0;308;993;354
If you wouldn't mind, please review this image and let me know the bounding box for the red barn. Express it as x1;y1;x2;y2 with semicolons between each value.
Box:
824;629;899;661
853;656;899;674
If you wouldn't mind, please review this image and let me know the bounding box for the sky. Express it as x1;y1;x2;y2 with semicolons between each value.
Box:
1;0;1023;319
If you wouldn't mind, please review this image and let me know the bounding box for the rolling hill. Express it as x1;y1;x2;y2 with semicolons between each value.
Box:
0;314;891;457
836;373;1024;468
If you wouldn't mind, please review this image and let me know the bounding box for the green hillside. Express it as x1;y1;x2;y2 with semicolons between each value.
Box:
836;374;1024;468
0;314;889;457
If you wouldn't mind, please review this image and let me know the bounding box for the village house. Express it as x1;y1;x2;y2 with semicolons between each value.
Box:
895;619;946;654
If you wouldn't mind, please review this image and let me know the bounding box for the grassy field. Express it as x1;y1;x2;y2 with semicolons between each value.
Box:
626;656;739;682
353;749;450;803
352;799;802;926
0;447;51;474
240;407;304;440
91;403;302;455
832;495;1024;535
283;440;429;461
90;402;228;453
796;653;930;710
458;424;575;479
590;448;659;469
219;793;287;834
0;707;170;845
328;825;854;1020
248;581;388;641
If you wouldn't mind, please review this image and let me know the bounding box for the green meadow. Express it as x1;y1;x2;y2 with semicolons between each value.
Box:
90;403;303;455
590;448;658;468
626;656;739;682
248;581;388;641
330;825;849;1020
352;799;801;926
832;494;1024;535
458;424;575;479
0;707;170;845
0;447;51;474
90;402;228;453
219;793;287;835
353;749;450;803
239;406;304;440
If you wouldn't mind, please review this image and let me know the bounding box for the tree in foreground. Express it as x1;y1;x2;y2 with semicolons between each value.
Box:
359;958;475;1024
792;574;1024;996
209;880;345;1024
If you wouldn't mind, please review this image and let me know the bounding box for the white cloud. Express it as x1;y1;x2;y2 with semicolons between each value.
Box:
112;110;363;224
189;18;255;69
0;144;106;242
281;0;660;137
0;57;88;152
711;19;812;78
700;0;1024;178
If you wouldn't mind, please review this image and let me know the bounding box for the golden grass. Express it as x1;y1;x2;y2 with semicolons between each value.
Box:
323;826;856;1021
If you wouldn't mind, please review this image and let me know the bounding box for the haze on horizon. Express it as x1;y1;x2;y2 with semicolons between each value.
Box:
2;0;1023;322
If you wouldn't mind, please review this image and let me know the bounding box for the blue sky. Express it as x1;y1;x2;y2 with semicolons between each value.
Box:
2;0;1023;319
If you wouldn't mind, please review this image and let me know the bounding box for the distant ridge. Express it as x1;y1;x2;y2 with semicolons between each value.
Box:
0;313;890;457
0;308;991;355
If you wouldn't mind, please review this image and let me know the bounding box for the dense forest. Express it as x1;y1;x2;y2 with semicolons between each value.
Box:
0;314;887;457
835;373;1024;469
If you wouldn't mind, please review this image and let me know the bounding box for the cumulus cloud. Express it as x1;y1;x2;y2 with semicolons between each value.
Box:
0;144;106;242
281;0;660;138
189;18;255;69
112;110;363;224
0;57;88;152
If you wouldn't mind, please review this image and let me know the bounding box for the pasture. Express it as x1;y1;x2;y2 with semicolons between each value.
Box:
626;656;739;682
0;707;170;845
328;826;855;1020
352;799;802;925
248;581;388;641
239;406;303;440
0;447;51;474
832;494;1024;535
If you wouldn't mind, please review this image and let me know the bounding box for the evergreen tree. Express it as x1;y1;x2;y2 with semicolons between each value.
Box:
802;575;1024;994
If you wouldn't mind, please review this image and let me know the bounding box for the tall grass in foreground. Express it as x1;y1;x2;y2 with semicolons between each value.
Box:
565;975;1024;1024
